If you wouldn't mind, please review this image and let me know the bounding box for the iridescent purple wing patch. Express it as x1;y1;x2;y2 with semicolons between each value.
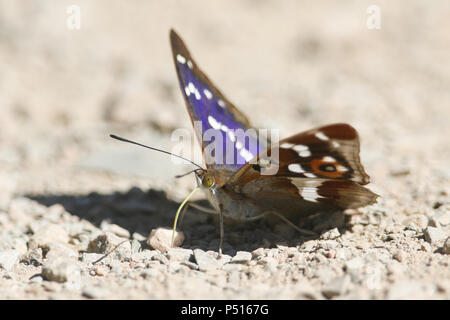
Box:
170;30;266;179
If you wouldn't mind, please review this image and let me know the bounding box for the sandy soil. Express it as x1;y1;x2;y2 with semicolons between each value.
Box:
0;1;449;299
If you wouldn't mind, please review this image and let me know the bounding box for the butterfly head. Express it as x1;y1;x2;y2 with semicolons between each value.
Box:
195;169;216;190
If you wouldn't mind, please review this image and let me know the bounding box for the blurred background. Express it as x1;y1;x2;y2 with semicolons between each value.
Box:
0;0;449;210
0;0;449;300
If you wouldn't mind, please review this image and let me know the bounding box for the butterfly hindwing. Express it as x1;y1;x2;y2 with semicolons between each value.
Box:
272;123;370;184
226;123;378;210
170;30;266;183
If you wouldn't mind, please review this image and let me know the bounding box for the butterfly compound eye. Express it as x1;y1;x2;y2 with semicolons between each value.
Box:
202;174;214;188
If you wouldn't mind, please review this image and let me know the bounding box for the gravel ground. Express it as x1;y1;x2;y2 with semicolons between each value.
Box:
0;1;449;299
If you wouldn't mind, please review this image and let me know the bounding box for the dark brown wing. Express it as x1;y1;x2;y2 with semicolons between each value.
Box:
225;123;378;211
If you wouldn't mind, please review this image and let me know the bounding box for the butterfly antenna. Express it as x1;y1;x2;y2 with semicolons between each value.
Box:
175;169;200;179
110;134;204;170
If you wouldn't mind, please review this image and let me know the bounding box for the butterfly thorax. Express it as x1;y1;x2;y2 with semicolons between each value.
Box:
195;170;263;221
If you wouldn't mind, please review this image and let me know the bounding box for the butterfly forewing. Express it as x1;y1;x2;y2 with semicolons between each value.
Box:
170;30;266;183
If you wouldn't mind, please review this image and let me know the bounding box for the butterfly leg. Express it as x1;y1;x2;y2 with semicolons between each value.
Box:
188;202;218;214
218;208;224;257
263;211;318;237
178;201;218;226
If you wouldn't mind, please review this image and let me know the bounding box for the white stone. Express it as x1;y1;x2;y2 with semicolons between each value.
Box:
147;228;184;252
0;250;20;271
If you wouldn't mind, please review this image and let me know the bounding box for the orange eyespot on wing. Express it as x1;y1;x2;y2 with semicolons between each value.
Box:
309;157;348;178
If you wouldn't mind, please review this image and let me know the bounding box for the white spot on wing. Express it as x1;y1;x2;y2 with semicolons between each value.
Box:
332;141;340;148
293;144;311;157
184;86;190;96
337;165;348;172
301;187;323;203
176;54;186;64
299;150;311;157
293;144;308;152
218;99;226;108
303;172;316;178
289;178;324;202
288;163;305;173
194;89;201;100
187;60;193;69
240;149;254;162
203;89;213;99
280;142;294;149
208;116;221;130
188;82;195;93
315;131;329;141
322;156;336;162
220;124;229;132
227;130;236;142
235;141;243;150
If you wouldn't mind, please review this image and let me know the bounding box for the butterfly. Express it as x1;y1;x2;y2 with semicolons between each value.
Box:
169;29;378;253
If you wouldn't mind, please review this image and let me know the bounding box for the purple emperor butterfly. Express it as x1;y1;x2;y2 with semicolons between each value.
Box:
169;30;377;253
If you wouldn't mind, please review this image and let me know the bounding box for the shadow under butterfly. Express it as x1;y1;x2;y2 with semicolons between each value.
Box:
112;29;378;255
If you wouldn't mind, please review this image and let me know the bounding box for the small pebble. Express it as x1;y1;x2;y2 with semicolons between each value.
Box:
87;232;123;253
87;232;131;260
322;275;350;299
165;248;193;262
21;248;43;266
181;260;199;270
132;249;158;262
151;253;169;265
402;214;428;230
42;281;62;292
109;261;124;273
393;250;406;262
193;249;220;272
0;250;20;271
217;254;232;266
130;239;141;254
94;265;109;276
300;240;316;252
132;232;146;241
222;263;244;272
386;262;405;276
251;248;265;259
231;251;252;264
386;281;429;299
81;253;105;264
345;257;364;272
430;207;450;227
42;242;78;261
100;221;130;239
420;242;432;252
30;223;69;246
263;261;278;273
147;228;184;252
227;271;241;285
320;228;340;240
423;227;446;244
141;269;159;279
82;285;108;299
42;258;81;283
